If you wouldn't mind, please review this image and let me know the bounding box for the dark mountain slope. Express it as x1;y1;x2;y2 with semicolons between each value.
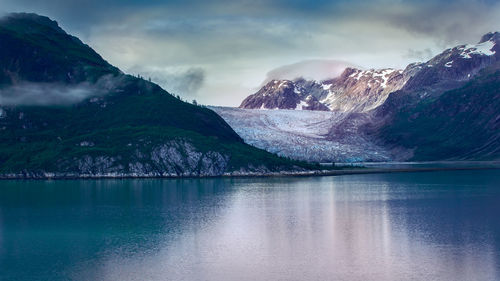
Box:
0;13;306;177
371;62;500;160
0;13;120;84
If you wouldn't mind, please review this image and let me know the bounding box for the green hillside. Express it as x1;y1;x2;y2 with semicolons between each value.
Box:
0;13;308;176
377;63;500;160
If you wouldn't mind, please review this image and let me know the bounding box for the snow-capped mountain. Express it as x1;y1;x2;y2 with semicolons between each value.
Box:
240;32;499;113
318;67;410;112
229;32;500;163
402;32;499;93
239;67;409;112
239;79;329;111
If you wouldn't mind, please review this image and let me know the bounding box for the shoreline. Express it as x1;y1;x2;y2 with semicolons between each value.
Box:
0;165;498;180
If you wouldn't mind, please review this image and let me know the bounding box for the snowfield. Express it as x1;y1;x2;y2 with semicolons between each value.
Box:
210;107;391;162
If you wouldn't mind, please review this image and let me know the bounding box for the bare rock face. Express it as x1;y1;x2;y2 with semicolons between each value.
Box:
51;140;231;177
318;68;408;112
239;80;329;111
149;141;229;176
240;68;409;113
76;155;124;174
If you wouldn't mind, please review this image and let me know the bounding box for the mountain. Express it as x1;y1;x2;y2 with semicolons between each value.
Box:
319;68;410;112
347;32;500;161
371;63;500;160
366;34;500;161
241;32;499;114
240;67;410;112
401;32;499;93
239;80;329;111
229;32;500;162
0;13;309;177
0;13;121;84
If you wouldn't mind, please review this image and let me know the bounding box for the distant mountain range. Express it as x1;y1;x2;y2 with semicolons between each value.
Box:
241;33;498;113
0;13;310;178
225;32;500;162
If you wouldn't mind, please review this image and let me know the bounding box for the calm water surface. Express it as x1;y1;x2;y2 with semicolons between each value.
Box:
0;170;499;281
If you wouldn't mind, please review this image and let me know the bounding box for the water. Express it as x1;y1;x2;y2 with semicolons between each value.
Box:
327;160;500;169
0;170;499;281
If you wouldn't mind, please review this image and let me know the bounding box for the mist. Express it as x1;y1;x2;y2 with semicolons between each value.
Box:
0;75;120;106
128;66;206;99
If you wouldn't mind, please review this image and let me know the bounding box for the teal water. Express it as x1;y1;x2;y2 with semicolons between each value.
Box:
0;170;499;281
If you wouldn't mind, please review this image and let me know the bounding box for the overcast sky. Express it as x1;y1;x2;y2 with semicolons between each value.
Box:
2;0;500;106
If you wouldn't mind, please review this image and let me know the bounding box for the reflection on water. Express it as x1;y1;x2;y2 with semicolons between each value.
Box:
0;170;499;281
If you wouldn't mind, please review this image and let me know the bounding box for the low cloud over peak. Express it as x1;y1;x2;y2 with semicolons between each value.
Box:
263;59;357;84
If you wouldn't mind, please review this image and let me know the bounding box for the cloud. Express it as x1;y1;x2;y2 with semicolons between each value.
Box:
403;48;434;62
0;83;98;105
263;59;357;84
127;66;206;97
340;0;500;44
0;75;120;106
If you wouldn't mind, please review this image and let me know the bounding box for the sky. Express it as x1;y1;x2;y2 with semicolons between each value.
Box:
1;0;500;106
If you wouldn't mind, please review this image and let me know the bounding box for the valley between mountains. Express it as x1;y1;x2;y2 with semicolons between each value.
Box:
211;107;390;162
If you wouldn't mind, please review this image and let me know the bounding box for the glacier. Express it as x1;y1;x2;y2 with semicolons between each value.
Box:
211;106;391;163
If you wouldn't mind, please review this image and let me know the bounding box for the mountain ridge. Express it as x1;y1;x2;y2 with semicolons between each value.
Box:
240;32;499;114
0;13;312;177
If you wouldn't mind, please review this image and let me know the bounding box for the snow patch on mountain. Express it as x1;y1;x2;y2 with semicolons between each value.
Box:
295;100;308;110
459;40;496;59
319;67;407;112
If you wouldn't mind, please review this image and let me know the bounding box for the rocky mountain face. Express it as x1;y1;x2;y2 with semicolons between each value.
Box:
239;80;329;111
319;68;409;112
0;13;308;178
231;32;500;162
239;67;411;113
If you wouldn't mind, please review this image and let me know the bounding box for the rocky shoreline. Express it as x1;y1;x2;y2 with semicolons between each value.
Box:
1;166;497;180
